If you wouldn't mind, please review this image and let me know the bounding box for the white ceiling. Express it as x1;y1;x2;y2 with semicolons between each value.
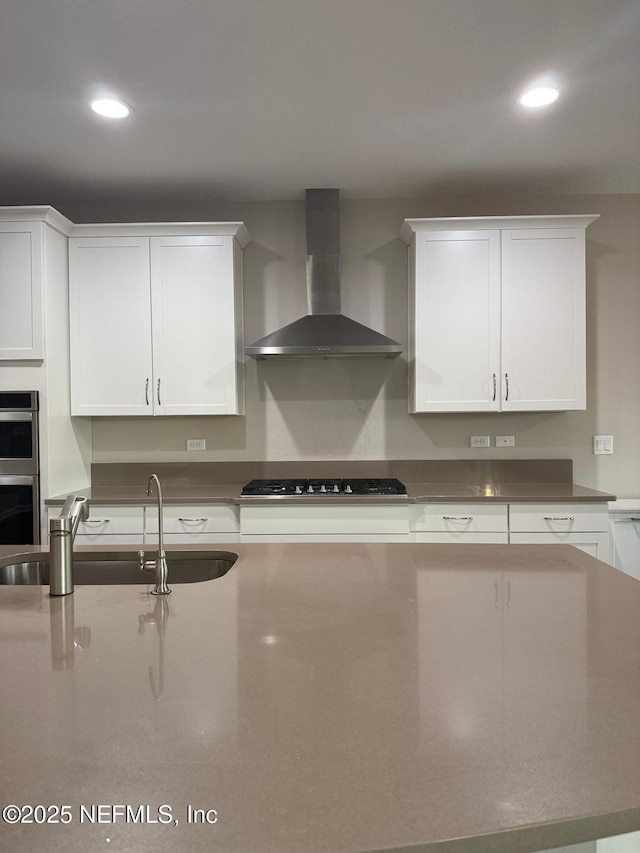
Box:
1;0;639;206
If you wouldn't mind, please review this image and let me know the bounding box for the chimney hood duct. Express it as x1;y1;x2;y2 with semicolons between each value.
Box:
246;189;403;359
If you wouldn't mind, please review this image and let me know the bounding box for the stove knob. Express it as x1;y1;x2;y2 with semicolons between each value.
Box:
308;485;314;494
333;484;340;493
295;485;302;494
345;485;352;494
320;484;327;493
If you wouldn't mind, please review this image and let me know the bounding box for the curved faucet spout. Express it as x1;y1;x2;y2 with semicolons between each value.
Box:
147;474;164;556
145;474;171;595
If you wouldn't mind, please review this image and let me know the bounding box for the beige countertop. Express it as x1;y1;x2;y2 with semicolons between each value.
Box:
45;481;616;505
1;541;639;852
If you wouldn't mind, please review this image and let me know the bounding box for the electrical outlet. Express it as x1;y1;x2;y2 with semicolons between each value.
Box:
186;438;206;451
495;435;515;447
593;435;613;455
470;435;491;448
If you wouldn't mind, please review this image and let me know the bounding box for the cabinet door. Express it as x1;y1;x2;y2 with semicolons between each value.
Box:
0;222;43;359
501;228;586;411
150;236;242;415
69;238;153;416
411;230;501;412
610;513;640;579
509;532;610;560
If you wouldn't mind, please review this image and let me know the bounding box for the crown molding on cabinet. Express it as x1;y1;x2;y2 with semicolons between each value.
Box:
69;221;252;248
0;205;75;236
399;214;600;245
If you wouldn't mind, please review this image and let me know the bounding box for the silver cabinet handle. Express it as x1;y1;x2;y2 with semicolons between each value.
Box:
83;518;111;524
145;378;150;406
543;516;575;521
505;373;509;401
178;517;208;523
157;378;161;406
492;373;497;402
507;580;511;609
442;516;473;521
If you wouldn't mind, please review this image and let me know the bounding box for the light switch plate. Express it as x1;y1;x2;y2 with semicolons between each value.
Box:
187;438;206;451
593;435;613;455
470;435;491;448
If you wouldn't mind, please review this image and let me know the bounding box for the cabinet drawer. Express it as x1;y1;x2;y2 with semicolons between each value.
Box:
414;532;508;544
75;533;144;546
410;503;508;533
145;504;239;535
161;532;241;545
241;504;409;535
509;503;608;533
48;505;144;535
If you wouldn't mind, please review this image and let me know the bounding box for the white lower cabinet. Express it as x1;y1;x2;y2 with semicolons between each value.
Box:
240;504;409;542
509;503;610;560
608;501;640;579
46;499;611;554
410;502;508;543
47;502;241;547
145;504;240;544
48;505;144;546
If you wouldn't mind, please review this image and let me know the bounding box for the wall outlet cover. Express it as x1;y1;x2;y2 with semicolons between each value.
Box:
187;438;206;451
495;435;515;447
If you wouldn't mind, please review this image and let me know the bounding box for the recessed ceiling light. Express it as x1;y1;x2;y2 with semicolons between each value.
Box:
89;97;132;119
518;86;560;108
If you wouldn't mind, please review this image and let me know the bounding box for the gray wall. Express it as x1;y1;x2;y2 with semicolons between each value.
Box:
58;192;640;498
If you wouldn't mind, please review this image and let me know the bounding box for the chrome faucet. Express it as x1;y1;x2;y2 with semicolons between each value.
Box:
139;474;171;595
49;495;89;596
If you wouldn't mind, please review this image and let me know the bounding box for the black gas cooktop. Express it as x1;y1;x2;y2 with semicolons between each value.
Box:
241;478;407;497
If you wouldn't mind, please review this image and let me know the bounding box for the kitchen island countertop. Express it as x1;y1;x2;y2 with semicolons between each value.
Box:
1;541;639;853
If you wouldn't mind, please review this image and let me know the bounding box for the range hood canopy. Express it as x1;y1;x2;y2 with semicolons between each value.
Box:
246;189;403;359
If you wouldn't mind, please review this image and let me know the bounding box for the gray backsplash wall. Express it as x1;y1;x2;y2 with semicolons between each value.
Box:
60;192;640;498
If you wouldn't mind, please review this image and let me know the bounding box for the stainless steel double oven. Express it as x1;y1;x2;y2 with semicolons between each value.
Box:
0;391;40;545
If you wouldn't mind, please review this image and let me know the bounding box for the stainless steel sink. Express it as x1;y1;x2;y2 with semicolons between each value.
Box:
0;550;237;586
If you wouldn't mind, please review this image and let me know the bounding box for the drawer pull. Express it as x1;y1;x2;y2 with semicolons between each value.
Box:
83;518;110;524
543;516;575;521
631;518;640;522
443;516;473;521
178;517;208;523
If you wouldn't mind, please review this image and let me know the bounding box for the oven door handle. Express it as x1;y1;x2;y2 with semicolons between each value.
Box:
0;475;36;486
0;412;33;422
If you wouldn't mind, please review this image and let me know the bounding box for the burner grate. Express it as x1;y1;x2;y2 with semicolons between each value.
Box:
241;477;407;497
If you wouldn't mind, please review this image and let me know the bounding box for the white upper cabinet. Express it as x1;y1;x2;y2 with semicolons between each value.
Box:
0;221;44;360
401;215;599;413
69;223;250;416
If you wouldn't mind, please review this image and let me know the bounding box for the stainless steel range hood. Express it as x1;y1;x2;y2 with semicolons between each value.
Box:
246;189;403;359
